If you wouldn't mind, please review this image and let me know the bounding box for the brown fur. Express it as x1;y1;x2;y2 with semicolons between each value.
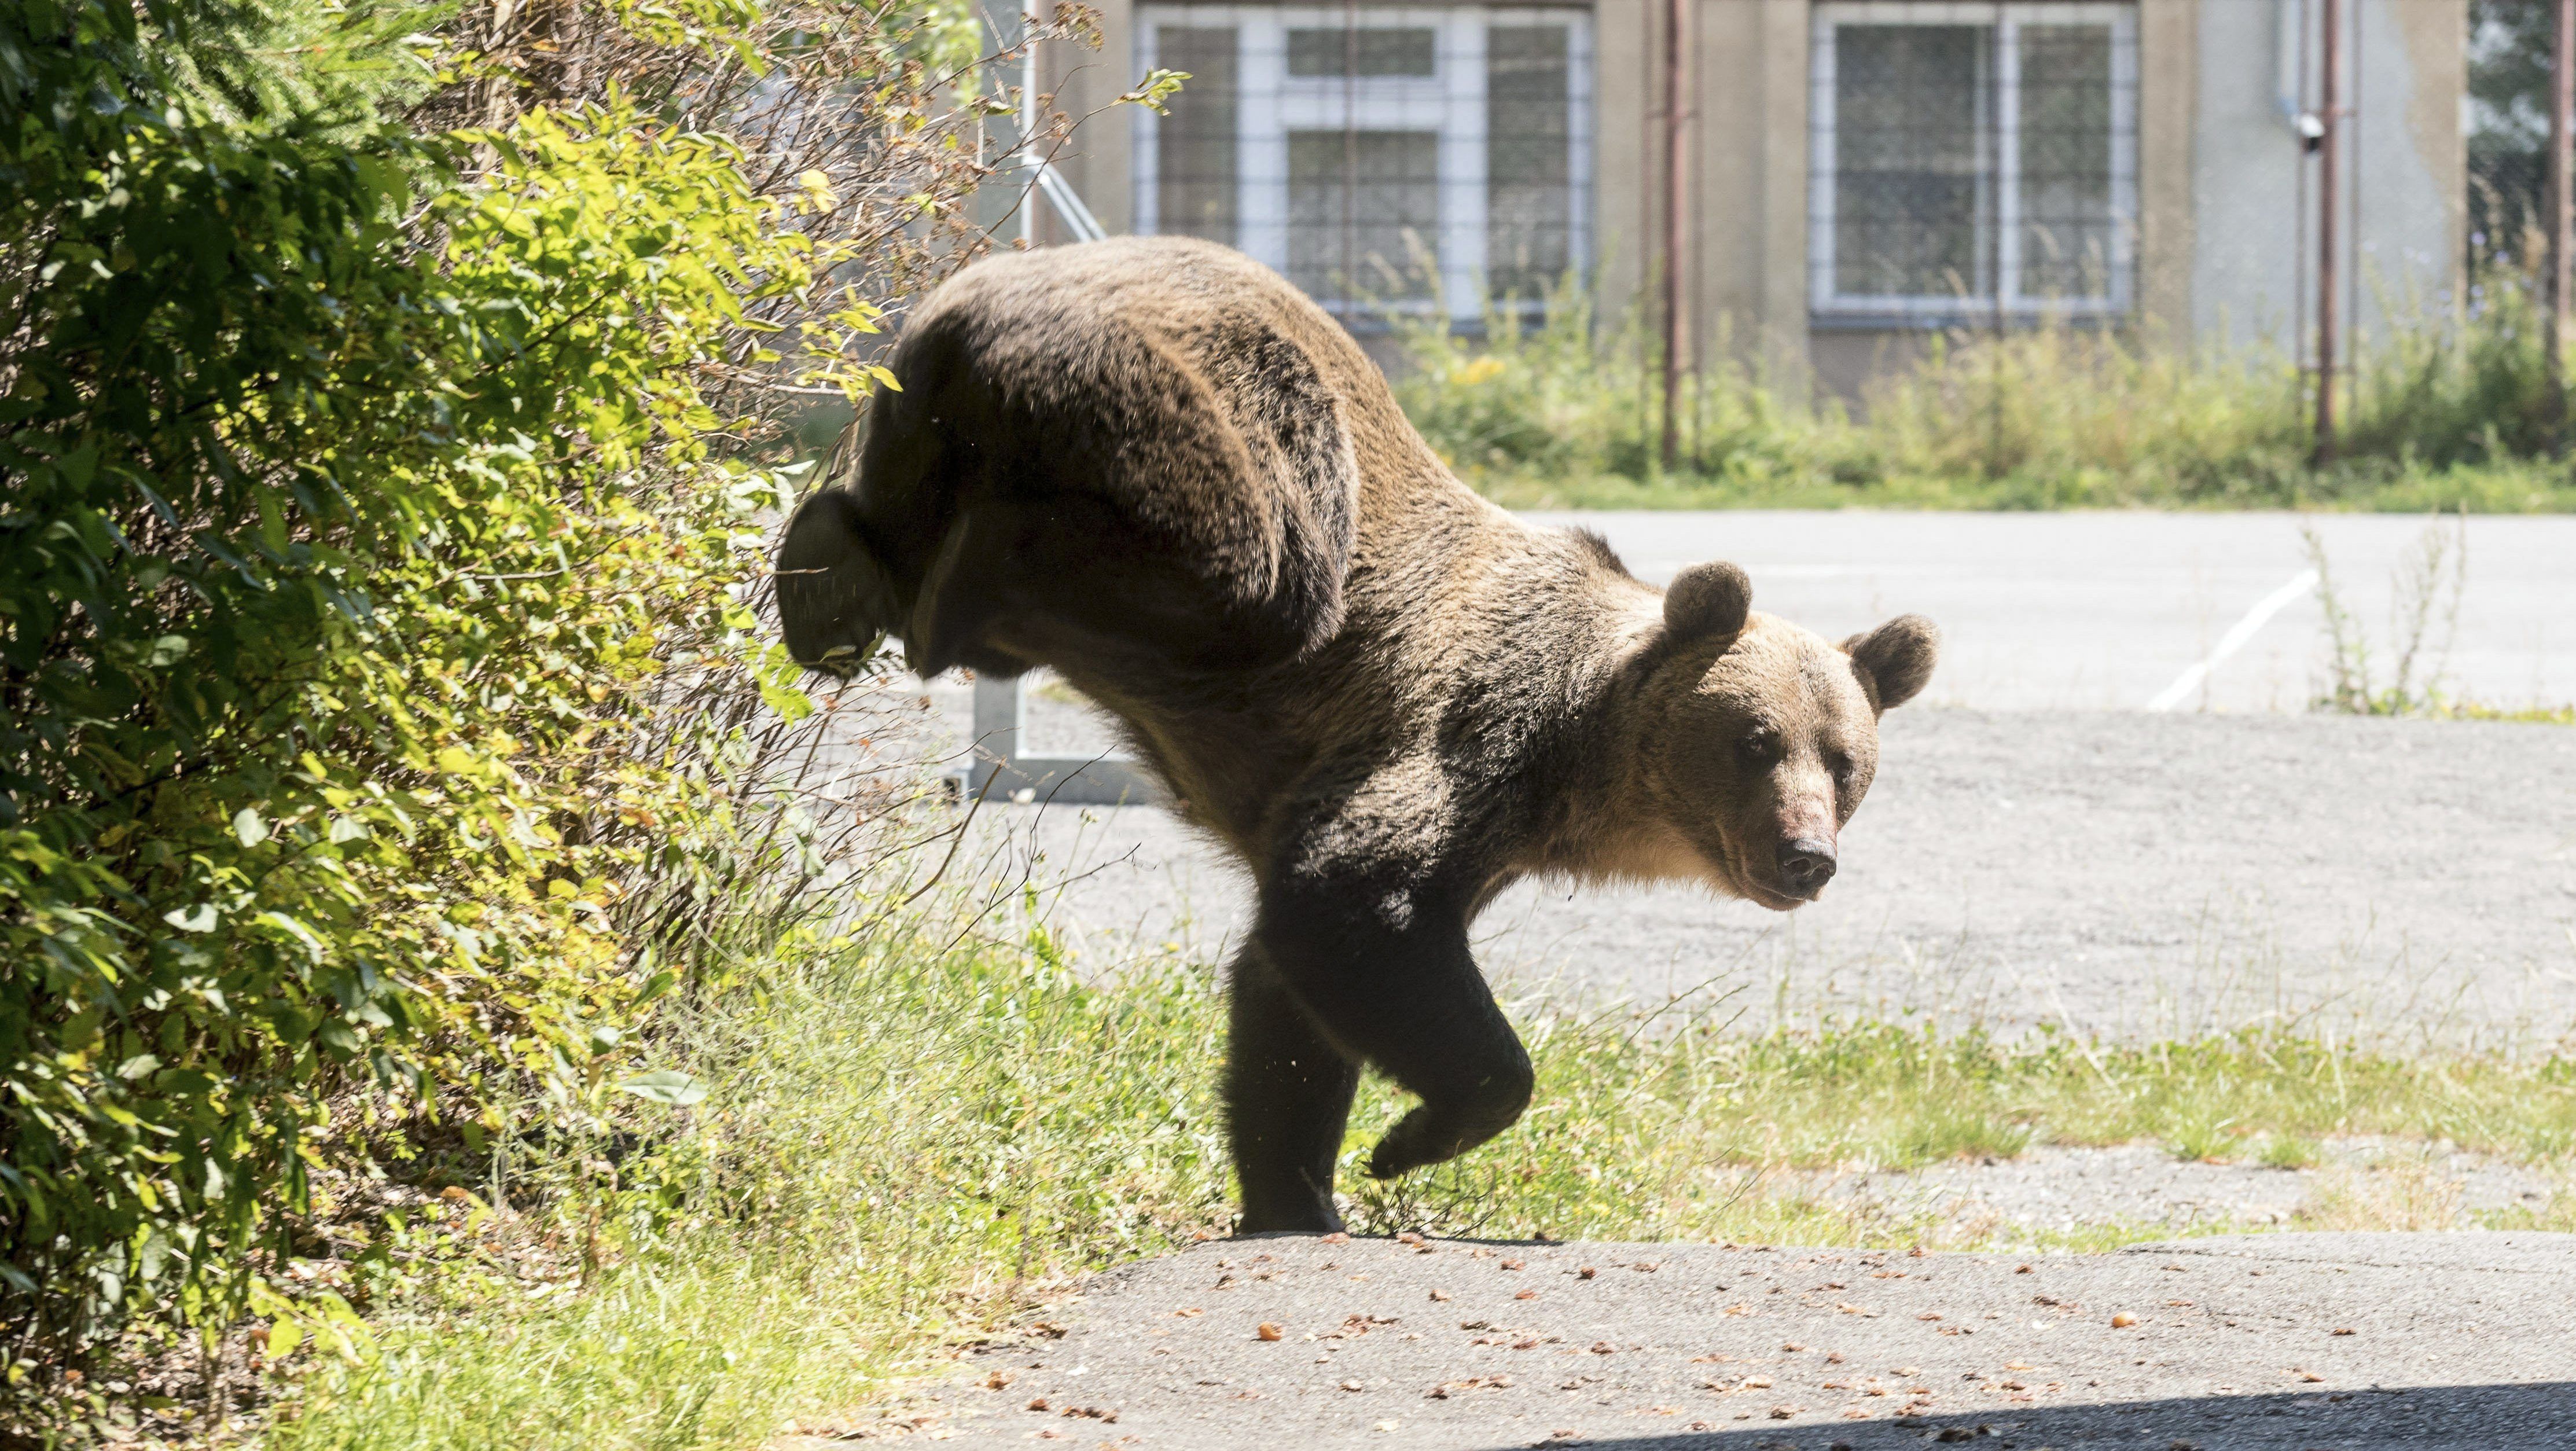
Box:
777;237;1937;1231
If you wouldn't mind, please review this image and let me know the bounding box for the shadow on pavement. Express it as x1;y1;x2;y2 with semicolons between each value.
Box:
1511;1381;2576;1449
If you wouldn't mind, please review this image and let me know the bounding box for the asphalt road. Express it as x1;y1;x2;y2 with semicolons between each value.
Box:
903;1230;2576;1450
1535;511;2576;715
965;710;2576;1045
945;510;2575;729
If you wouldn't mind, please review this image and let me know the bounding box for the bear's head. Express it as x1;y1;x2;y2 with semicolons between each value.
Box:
1628;561;1936;911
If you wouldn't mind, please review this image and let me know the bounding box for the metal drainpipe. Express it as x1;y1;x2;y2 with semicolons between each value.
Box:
2312;0;2340;468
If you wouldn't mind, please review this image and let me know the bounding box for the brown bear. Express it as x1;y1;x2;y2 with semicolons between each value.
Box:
777;237;1936;1233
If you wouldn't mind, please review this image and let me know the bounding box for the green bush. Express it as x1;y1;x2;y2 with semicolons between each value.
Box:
1397;270;2576;510
1391;283;1847;490
0;0;860;1345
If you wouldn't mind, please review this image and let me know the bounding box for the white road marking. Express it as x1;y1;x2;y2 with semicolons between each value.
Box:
2145;568;2321;712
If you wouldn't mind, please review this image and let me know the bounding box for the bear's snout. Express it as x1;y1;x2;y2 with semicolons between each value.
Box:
1774;837;1838;898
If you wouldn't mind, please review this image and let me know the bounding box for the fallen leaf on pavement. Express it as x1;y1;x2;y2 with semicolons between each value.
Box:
1256;1323;1283;1341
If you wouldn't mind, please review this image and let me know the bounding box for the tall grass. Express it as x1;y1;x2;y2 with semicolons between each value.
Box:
1399;271;2576;510
264;897;1237;1451
257;886;2576;1449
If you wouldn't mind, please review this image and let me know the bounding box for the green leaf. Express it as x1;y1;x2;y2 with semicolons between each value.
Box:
616;1070;707;1107
164;903;219;933
233;809;270;847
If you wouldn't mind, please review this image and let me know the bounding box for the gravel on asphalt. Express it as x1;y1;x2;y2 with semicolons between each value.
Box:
885;1231;2576;1450
942;708;2576;1046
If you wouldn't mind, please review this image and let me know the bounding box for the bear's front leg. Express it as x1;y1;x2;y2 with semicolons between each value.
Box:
1245;864;1535;1202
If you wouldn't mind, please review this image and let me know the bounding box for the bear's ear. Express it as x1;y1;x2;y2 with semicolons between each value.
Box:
1662;561;1752;642
1841;615;1940;712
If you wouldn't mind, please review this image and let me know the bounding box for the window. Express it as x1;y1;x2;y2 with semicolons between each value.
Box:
1137;6;1593;322
1810;2;2136;321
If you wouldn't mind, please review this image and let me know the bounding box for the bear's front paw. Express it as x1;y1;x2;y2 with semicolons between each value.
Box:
1368;1064;1536;1178
1365;1107;1465;1180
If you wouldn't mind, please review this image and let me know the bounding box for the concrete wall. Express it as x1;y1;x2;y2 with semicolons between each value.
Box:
1048;0;2464;390
2189;0;2464;356
1599;0;1813;395
1024;0;1133;241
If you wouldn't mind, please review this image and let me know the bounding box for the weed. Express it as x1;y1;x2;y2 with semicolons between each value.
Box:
2296;1159;2466;1233
2303;509;2573;720
2479;1178;2576;1233
2307;510;2471;716
2258;1134;2327;1170
2162;1111;2246;1165
266;907;1236;1451
1395;271;2576;511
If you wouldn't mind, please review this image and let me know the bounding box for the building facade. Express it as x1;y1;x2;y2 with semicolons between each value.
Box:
1029;0;2466;395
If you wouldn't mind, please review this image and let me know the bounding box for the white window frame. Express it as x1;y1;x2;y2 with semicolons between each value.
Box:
1809;0;2138;322
1136;4;1593;323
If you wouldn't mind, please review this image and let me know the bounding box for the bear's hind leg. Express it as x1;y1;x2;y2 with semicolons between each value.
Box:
1223;946;1359;1235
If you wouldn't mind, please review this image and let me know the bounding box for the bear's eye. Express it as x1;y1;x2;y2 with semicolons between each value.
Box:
1737;732;1780;767
1828;752;1855;784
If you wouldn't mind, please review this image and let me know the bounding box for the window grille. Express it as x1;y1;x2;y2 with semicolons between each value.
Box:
1136;5;1593;324
1809;1;2137;322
